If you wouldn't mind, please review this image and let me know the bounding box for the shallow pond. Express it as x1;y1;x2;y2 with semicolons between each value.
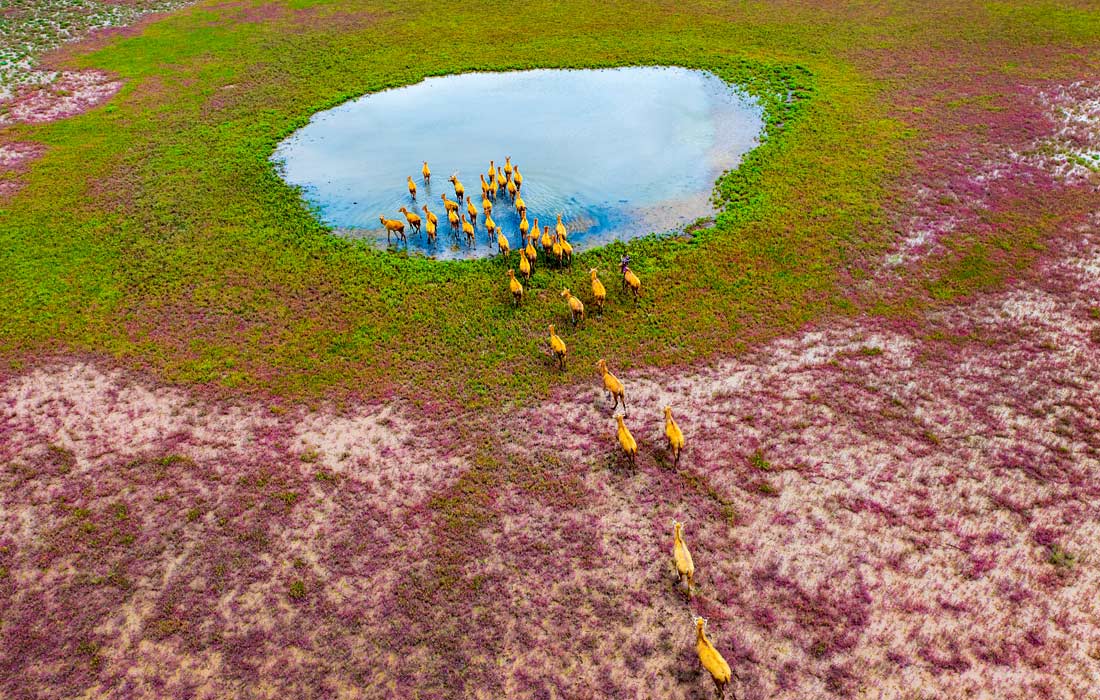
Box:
272;67;763;260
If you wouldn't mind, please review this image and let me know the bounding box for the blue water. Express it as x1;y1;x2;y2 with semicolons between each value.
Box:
272;67;763;260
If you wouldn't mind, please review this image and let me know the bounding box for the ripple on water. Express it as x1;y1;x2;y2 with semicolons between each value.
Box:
273;67;763;260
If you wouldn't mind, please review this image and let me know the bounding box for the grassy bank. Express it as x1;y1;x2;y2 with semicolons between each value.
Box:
0;0;907;404
0;0;1094;406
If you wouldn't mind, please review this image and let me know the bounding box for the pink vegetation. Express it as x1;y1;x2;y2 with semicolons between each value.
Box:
0;141;46;199
0;141;45;169
504;222;1100;698
0;70;122;126
869;48;1100;267
200;0;378;33
0;364;477;698
2;220;1098;696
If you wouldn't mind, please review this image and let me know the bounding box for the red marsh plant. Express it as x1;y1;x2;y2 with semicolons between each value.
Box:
3;216;1097;697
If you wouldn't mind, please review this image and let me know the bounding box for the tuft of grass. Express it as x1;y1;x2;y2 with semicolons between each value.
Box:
749;450;772;471
1048;544;1076;569
76;640;102;672
288;579;307;600
149;616;184;639
926;245;1002;301
755;480;780;496
275;491;299;506
314;468;339;483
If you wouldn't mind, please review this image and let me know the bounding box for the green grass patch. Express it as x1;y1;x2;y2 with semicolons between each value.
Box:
1;0;915;406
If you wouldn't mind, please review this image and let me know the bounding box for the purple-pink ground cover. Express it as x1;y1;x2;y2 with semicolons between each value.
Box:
0;141;46;200
0;368;473;698
3;213;1098;697
861;45;1100;272
500;217;1100;699
0;70;122;127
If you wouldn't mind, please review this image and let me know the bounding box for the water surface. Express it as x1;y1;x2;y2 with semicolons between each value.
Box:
273;67;763;259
